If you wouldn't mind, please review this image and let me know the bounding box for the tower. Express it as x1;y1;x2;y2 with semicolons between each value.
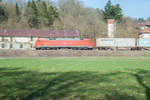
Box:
107;19;115;38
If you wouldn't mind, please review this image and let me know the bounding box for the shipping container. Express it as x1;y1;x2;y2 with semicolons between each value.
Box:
96;38;136;47
138;39;150;47
96;38;116;47
116;38;136;47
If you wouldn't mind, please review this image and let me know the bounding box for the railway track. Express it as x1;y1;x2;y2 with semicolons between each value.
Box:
0;49;150;57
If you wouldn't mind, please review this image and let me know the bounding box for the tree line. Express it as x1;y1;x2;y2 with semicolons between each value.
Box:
0;0;149;38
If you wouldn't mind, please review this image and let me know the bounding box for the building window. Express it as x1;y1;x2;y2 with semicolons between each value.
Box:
20;44;23;48
31;37;33;41
10;37;13;42
2;37;4;42
10;44;13;48
31;44;33;48
2;44;4;48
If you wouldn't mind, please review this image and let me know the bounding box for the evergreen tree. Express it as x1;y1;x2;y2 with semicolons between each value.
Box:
102;0;123;22
16;3;20;16
27;1;32;7
31;0;39;16
28;16;40;28
138;18;145;23
46;5;58;26
27;0;41;28
0;4;8;22
41;1;48;17
25;0;58;28
147;17;150;22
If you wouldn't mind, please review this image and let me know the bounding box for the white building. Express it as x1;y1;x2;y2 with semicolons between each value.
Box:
0;30;78;49
139;24;150;38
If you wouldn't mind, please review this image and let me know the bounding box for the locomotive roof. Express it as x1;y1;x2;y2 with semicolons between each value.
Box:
0;29;79;38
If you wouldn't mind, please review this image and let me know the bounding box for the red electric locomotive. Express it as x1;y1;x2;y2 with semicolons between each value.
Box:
35;38;94;50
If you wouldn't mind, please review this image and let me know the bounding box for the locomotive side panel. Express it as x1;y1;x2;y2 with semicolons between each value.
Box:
35;38;94;50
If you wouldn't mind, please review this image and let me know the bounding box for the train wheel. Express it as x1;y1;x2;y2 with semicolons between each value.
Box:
41;47;45;50
53;48;57;50
72;48;77;50
36;48;41;50
88;48;93;50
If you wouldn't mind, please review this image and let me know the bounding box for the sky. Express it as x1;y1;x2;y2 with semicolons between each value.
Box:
79;0;150;19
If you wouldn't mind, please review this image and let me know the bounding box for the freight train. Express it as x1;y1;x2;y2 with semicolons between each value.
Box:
35;38;150;50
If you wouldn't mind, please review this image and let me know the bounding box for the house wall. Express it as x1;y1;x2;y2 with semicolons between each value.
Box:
0;37;2;42
0;43;10;49
0;36;38;50
139;26;147;30
139;33;150;38
4;37;11;42
13;37;31;43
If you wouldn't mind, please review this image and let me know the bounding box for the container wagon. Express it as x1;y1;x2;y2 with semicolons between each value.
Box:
137;38;150;50
96;38;136;50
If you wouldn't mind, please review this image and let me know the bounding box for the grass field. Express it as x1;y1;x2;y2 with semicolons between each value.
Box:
0;57;150;100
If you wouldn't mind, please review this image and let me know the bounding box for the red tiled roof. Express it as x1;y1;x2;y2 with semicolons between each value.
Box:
137;23;146;26
140;27;150;33
107;19;115;24
0;29;79;37
137;22;150;26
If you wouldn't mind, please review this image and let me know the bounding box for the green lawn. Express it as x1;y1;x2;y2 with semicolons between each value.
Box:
0;57;150;100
